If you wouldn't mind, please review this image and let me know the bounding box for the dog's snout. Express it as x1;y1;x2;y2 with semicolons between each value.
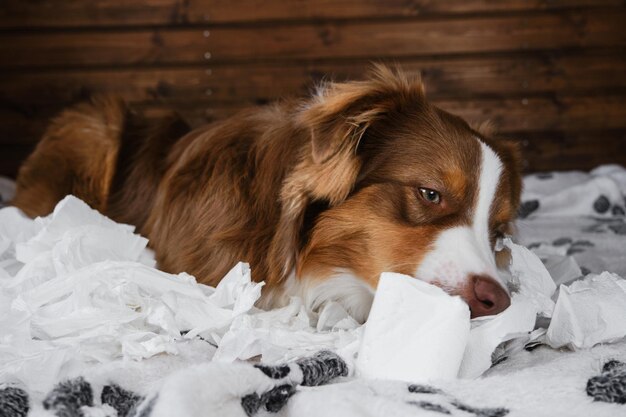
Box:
466;275;510;318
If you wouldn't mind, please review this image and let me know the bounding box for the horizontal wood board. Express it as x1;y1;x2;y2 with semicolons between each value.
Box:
0;2;624;176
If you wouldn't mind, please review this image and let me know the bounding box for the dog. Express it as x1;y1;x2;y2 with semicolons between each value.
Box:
12;65;522;323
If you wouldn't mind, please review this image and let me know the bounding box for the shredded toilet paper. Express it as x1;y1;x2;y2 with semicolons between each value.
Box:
0;196;359;393
502;237;556;317
546;271;626;349
541;255;583;287
2;194;626;394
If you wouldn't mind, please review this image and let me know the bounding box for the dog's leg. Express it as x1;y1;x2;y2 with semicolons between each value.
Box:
12;96;126;217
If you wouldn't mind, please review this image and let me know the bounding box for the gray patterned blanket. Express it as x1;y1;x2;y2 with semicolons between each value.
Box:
1;165;625;417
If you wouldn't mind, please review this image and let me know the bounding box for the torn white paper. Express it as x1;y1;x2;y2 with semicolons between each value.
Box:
503;238;556;317
212;296;362;364
0;197;268;392
0;195;361;393
541;255;582;287
546;271;626;349
0;206;39;277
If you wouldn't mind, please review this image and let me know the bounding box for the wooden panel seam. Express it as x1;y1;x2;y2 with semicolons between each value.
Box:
0;0;623;29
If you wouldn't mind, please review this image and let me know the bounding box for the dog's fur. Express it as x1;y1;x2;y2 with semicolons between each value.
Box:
12;66;522;322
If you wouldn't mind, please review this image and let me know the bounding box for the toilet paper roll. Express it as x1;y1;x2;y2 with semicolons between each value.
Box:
356;272;470;383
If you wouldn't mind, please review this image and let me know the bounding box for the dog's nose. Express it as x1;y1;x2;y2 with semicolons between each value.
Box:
466;275;511;318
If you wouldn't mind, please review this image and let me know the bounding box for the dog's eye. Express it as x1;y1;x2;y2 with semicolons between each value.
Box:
418;188;441;204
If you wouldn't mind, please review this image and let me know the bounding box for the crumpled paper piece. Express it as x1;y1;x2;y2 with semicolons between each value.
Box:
476;237;626;372
546;271;626;349
0;206;39;277
502;237;556;317
0;196;263;391
489;238;626;358
541;255;582;288
213;297;362;364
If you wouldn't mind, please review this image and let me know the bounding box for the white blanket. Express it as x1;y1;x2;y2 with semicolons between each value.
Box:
1;165;626;417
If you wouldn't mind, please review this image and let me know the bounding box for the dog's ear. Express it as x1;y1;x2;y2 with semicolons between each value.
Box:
297;64;425;202
303;89;383;165
266;65;425;285
302;64;424;166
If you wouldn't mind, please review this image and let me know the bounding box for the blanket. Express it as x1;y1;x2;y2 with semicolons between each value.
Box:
1;165;626;417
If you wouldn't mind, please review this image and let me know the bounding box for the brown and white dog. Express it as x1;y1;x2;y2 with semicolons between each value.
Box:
12;65;522;322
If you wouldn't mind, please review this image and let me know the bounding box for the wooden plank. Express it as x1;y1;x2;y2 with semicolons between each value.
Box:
0;0;189;29
0;0;621;29
0;104;210;147
0;68;211;107
2;130;623;178
1;9;625;69
191;0;626;24
519;130;626;172
2;52;624;106
170;95;626;133
436;95;626;132
3;95;626;147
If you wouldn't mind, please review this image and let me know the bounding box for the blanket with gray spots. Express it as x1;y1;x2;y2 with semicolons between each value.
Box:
1;351;350;417
2;352;624;417
516;165;626;279
1;166;626;417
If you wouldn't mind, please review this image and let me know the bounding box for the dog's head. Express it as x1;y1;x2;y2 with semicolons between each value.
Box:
269;65;522;320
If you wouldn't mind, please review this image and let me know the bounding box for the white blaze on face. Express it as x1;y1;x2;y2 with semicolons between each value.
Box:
415;140;506;290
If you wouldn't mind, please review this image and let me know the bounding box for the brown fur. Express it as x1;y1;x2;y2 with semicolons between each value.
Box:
13;96;126;216
12;65;522;310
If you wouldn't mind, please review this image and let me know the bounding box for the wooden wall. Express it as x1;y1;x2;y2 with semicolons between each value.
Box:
1;0;625;177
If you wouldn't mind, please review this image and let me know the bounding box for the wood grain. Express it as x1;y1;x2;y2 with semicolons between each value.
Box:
3;131;621;177
519;130;625;172
1;9;625;69
1;51;624;106
0;0;620;28
194;95;626;133
1;2;624;177
2;94;624;145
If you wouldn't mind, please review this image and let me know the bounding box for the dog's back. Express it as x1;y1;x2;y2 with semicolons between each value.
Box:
12;97;305;289
12;97;190;232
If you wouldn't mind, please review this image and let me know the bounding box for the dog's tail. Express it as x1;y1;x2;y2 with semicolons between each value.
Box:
12;96;190;228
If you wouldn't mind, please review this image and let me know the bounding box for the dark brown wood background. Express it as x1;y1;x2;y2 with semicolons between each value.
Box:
1;0;625;177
